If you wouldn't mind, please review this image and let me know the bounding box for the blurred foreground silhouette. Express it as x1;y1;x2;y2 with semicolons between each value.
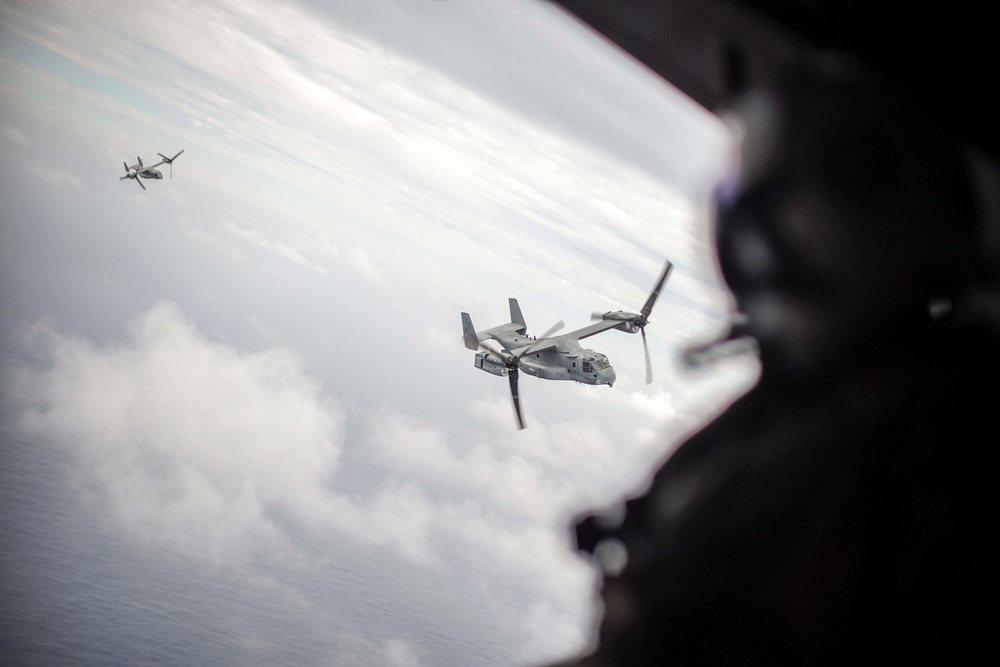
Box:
545;1;998;664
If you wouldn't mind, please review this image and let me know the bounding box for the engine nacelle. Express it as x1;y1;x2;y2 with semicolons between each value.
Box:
475;351;508;376
600;311;640;332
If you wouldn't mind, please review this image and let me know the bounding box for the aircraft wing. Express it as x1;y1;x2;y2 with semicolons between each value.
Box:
562;318;627;341
511;319;622;357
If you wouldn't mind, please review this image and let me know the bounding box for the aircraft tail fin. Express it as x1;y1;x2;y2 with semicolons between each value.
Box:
509;298;527;334
462;312;479;351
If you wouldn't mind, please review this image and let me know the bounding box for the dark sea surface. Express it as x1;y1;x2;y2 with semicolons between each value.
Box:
1;389;321;666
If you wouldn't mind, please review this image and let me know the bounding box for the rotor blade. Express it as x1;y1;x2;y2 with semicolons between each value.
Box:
123;161;129;173
642;326;653;385
137;156;142;167
640;261;673;319
136;177;146;191
171;150;183;178
156;155;173;177
508;368;525;430
158;150;183;178
538;319;565;339
158;149;184;162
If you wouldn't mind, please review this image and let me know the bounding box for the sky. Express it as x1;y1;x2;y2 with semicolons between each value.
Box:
0;1;758;665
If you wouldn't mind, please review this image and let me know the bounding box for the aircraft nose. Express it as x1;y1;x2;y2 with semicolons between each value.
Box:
604;368;617;385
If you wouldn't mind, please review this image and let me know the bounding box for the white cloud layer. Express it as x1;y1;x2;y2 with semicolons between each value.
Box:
11;302;608;658
1;0;734;328
2;124;31;146
14;303;475;569
15;302;344;565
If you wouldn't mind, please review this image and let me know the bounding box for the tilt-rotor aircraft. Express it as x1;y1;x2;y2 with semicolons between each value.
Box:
119;149;185;191
462;261;673;429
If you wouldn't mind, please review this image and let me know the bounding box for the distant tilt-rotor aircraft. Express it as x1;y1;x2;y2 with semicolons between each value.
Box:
462;261;673;429
119;149;185;191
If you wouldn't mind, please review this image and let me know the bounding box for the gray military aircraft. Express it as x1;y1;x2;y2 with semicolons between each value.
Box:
119;149;185;190
462;260;673;429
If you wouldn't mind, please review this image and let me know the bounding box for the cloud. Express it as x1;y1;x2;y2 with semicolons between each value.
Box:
2;0;731;322
14;302;344;566
369;411;554;518
348;247;387;287
3;141;85;188
10;304;484;570
223;221;330;274
579;383;679;422
184;227;248;260
329;634;424;667
9;304;593;592
365;406;632;602
369;407;617;525
515;599;596;665
25;159;84;189
2;125;31;147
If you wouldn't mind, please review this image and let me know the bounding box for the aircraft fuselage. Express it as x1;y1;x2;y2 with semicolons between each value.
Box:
137;167;163;179
126;163;163;179
478;325;617;386
518;343;616;385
